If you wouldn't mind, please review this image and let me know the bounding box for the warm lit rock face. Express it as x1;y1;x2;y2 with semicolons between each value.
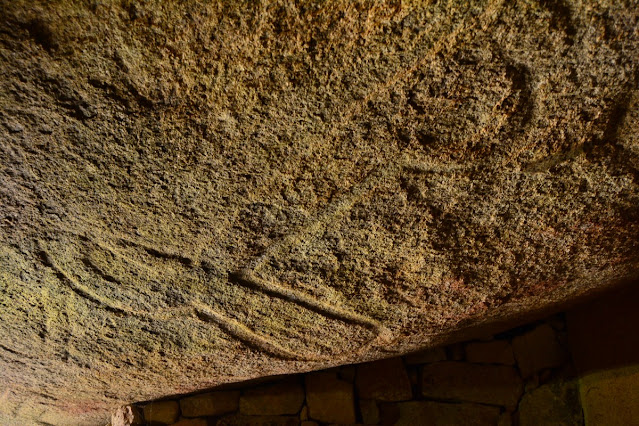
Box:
0;0;638;424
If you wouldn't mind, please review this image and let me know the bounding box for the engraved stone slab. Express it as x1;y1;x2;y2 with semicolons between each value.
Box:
0;0;638;423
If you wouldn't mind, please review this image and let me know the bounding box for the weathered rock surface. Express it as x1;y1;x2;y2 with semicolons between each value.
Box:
0;0;638;424
111;405;143;426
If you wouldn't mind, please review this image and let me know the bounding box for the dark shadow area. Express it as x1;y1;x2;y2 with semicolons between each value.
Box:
567;283;639;375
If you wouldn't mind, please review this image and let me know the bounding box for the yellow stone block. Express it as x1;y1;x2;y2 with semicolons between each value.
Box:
579;365;639;426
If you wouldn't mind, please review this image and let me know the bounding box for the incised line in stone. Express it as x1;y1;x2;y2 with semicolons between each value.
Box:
191;301;312;361
227;0;507;356
34;0;508;362
37;235;375;361
243;0;506;272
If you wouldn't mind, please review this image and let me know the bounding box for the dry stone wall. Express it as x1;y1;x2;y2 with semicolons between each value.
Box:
115;283;639;426
115;313;579;425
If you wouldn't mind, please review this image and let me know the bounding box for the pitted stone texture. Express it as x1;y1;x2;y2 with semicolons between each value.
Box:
1;0;639;423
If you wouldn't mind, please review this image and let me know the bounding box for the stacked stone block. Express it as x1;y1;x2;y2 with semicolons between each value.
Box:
114;314;589;425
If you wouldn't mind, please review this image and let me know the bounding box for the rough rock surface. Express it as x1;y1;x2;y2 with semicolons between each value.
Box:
0;0;638;424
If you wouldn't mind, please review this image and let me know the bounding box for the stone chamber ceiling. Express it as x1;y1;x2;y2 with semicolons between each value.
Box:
0;0;638;424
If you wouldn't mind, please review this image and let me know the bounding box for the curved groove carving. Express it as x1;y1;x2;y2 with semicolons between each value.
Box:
523;79;639;174
116;236;197;267
192;301;319;361
246;163;400;272
229;0;506;358
229;270;384;332
38;242;130;315
38;237;194;321
30;0;507;363
38;232;385;361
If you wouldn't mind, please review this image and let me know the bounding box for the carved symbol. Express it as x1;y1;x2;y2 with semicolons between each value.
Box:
35;0;507;362
38;232;385;362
